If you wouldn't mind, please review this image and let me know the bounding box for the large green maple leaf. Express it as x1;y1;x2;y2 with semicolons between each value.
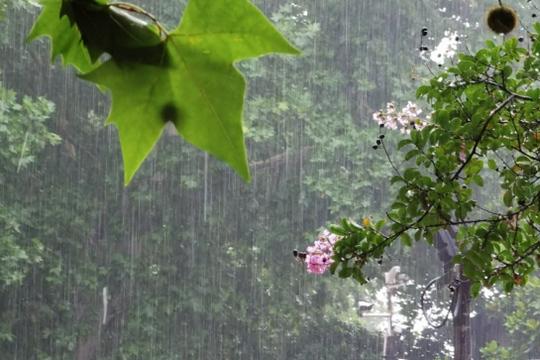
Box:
29;0;299;184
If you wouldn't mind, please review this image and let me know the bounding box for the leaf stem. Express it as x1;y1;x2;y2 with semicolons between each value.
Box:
451;94;516;181
108;2;169;38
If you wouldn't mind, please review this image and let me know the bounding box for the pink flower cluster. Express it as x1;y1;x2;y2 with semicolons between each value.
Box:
305;230;341;274
372;102;428;134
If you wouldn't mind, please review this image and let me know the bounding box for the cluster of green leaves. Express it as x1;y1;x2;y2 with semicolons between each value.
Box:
0;83;57;290
480;276;540;359
0;210;44;289
29;0;298;184
0;81;61;347
0;84;60;170
330;28;540;294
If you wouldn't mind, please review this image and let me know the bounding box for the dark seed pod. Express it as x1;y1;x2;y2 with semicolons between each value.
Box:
421;27;428;36
486;6;518;35
379;134;385;139
376;140;381;145
372;145;378;150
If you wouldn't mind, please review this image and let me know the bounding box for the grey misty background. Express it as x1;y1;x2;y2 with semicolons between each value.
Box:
0;0;539;359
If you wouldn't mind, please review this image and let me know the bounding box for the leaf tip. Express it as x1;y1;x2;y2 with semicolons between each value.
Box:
287;45;302;56
240;169;251;183
123;166;137;187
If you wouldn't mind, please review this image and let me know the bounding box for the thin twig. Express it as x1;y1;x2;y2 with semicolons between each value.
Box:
452;95;516;181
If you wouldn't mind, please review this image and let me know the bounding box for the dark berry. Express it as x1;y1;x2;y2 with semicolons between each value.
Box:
487;7;518;34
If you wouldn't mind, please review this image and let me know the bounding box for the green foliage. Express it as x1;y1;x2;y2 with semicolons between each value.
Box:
0;82;57;344
0;84;60;170
480;340;514;360
0;210;44;288
331;32;540;293
480;276;540;359
0;83;56;283
28;0;299;184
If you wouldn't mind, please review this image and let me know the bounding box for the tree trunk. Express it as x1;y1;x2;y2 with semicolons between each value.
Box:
383;334;399;360
453;266;471;360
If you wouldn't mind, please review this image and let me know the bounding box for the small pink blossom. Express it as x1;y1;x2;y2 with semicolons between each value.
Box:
304;229;341;275
306;254;331;274
372;101;429;133
459;142;467;162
